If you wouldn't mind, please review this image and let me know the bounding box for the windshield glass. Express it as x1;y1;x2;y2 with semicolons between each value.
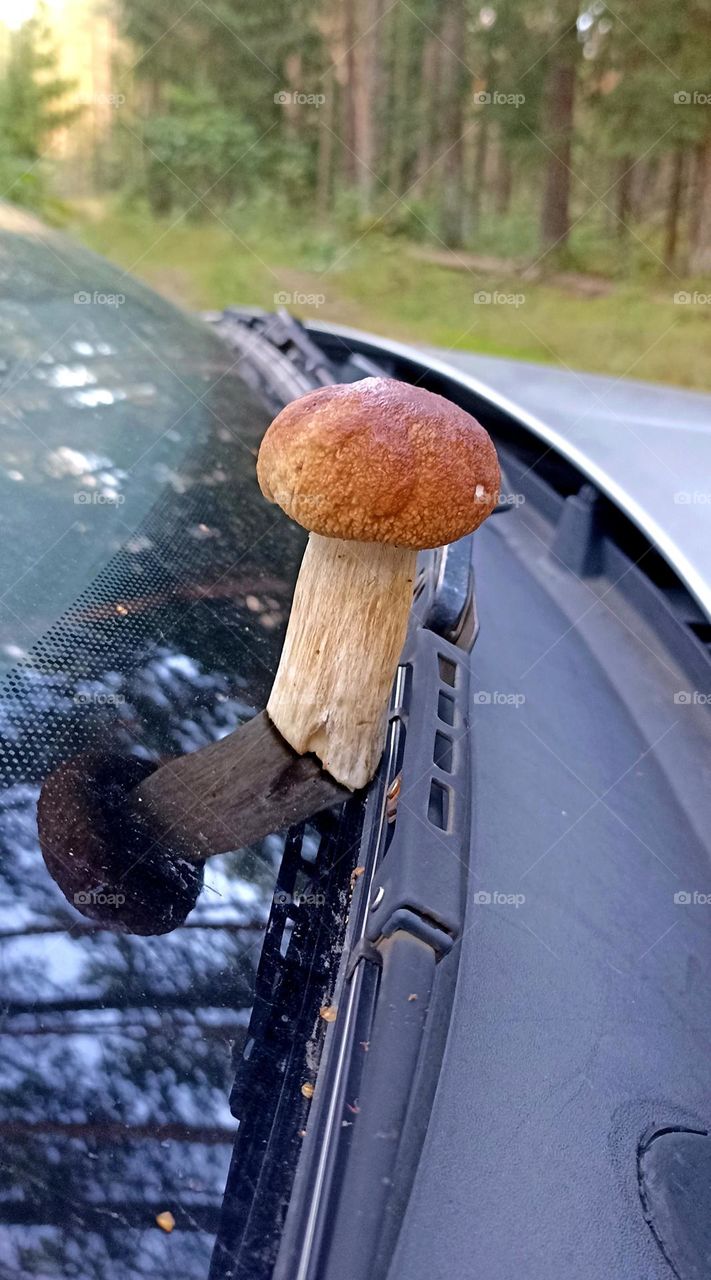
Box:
0;218;308;1278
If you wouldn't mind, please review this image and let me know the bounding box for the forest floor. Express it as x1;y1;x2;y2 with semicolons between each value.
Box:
69;204;711;391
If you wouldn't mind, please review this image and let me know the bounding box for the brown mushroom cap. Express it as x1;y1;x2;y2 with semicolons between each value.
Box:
257;377;500;549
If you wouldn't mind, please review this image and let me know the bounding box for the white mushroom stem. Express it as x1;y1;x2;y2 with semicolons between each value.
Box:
267;532;418;790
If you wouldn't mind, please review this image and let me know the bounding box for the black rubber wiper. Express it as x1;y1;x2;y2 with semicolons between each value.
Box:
204;307;337;410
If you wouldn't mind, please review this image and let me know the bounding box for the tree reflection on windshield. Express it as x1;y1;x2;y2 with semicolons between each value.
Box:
0;282;307;1275
0;633;290;1276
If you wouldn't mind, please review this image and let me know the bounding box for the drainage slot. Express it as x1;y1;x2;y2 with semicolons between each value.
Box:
428;780;450;830
437;691;455;725
437;655;457;687
433;731;453;773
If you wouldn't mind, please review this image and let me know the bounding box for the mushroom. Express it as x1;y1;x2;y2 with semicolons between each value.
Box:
36;377;499;934
257;376;500;790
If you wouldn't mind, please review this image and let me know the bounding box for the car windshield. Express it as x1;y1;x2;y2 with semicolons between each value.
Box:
0;216;308;1278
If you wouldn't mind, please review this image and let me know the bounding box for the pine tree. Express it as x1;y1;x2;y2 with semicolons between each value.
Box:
0;12;78;162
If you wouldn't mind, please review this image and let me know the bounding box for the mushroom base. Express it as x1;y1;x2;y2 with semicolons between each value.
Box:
267;533;417;790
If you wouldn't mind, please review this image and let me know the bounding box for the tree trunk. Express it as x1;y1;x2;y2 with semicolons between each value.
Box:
439;0;468;246
315;3;343;214
351;0;385;214
470;116;489;234
341;0;358;183
283;51;303;138
387;1;410;194
641;157;663;222
687;144;703;262
539;15;578;251
471;61;494;233
663;147;685;270
615;153;633;236
317;80;336;217
690;139;711;274
411;36;441;196
496;140;513;215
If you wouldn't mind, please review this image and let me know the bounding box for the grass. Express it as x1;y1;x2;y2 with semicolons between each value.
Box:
68;203;711;391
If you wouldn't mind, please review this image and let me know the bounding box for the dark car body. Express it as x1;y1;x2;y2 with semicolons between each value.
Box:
1;207;710;1280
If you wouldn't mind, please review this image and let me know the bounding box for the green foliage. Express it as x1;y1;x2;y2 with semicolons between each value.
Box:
582;1;705;154
138;89;262;214
0;152;46;212
58;0;711;279
0;18;78;160
0;11;79;214
118;0;321;122
71;204;711;391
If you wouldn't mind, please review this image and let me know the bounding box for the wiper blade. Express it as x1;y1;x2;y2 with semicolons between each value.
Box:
204;308;336;410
